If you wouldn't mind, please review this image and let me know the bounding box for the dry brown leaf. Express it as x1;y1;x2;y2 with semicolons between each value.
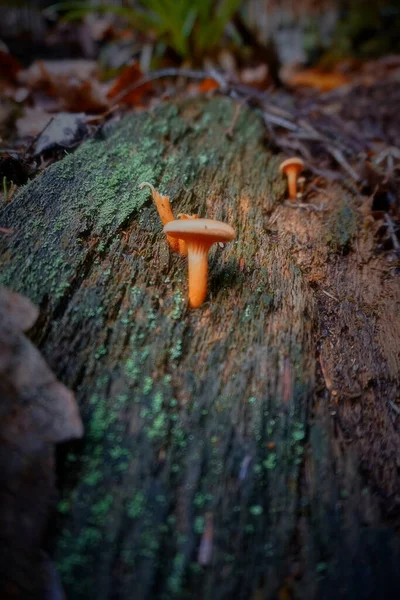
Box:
0;285;83;442
107;61;151;105
18;59;98;88
240;63;269;88
285;66;350;92
0;50;22;84
17;59;108;113
198;78;220;93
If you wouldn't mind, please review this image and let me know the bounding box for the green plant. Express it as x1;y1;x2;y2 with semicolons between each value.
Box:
50;0;242;59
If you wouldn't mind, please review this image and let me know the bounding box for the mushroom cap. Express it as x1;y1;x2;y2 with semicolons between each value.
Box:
164;218;235;244
279;157;304;174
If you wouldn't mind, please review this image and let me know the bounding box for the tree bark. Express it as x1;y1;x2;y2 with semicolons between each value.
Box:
1;97;399;599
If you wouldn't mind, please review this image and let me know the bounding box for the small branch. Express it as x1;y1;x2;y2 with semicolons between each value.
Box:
322;289;339;302
388;400;400;415
283;200;325;212
328;147;360;182
225;103;241;139
384;213;400;256
262;112;298;131
24;117;54;157
110;68;217;106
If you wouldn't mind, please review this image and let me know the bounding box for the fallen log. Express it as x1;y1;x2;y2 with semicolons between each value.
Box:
1;97;400;599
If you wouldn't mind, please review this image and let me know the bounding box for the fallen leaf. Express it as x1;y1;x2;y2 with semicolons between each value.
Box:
55;77;108;112
0;286;38;332
198;78;219;93
107;61;150;105
18;59;98;88
33;112;90;155
0;50;22;84
285;67;350;92
0;285;83;442
240;63;269;88
0;285;83;596
0;100;18;135
18;59;108;113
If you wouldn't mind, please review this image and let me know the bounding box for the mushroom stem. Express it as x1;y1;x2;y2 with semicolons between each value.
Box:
287;170;298;201
187;243;210;308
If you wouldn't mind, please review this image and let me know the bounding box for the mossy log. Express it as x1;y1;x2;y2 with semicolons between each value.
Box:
1;97;400;599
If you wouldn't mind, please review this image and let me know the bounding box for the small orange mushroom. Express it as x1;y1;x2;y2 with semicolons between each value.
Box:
279;157;304;201
177;213;199;220
139;181;182;254
164;218;236;308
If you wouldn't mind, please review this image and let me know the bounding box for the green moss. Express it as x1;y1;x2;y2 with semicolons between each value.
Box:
91;494;113;521
167;552;185;594
82;470;103;487
171;289;185;320
169;338;182;361
143;391;168;440
58;499;71;515
194;516;205;534
327;199;358;252
57;526;102;583
127;492;145;519
291;422;305;443
88;395;118;442
249;504;263;517
142;376;153;394
263;453;277;470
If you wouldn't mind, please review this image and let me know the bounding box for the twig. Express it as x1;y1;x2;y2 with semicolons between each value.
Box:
322;289;339;302
328;147;360;182
207;67;229;92
110;68;218;106
23;117;54;157
279;137;313;159
0;226;15;235
283;200;325;212
375;146;400;167
85;104;120;124
388;400;400;415
225;103;241;139
262;112;298;131
384;213;400;255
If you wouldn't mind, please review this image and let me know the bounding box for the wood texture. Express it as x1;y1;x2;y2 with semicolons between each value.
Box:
1;97;399;599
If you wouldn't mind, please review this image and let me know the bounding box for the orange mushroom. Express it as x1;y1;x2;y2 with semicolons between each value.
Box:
279;158;304;201
139;181;181;254
164;218;236;308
